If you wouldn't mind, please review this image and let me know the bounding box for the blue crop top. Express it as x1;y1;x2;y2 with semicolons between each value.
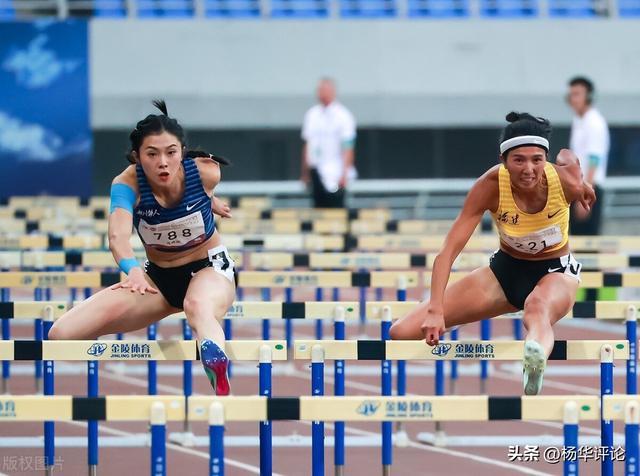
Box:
133;158;215;252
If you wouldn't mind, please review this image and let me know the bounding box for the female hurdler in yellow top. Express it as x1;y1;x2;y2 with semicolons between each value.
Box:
391;112;596;395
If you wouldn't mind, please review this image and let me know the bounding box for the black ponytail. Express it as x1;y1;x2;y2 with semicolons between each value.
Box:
185;149;231;166
126;99;186;163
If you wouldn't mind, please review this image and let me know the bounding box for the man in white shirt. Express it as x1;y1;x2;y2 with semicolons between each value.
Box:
567;76;610;235
301;78;356;208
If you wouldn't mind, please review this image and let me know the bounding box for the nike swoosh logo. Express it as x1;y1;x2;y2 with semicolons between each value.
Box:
548;267;563;273
547;210;560;218
186;200;202;211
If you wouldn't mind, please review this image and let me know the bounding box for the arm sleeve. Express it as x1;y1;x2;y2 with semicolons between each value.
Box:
340;110;357;148
109;183;137;214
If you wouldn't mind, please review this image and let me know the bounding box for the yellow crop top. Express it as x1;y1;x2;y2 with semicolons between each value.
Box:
493;162;570;256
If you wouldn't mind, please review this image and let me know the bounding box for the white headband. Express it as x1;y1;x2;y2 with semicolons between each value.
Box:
499;135;549;154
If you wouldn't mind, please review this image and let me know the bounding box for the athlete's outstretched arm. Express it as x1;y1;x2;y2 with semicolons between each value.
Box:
554;149;596;211
421;171;497;341
194;157;231;218
108;167;157;294
402;170;496;345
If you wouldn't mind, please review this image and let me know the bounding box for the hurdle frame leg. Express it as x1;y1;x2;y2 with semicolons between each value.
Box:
147;323;158;396
395;277;409;447
150;402;167;476
449;327;459;394
479;318;491;393
625;401;639;476
513;318;522;341
182;319;193;436
600;344;614;476
261;287;271;341
311;345;325;476
334;306;346;476
43;306;55;476
34;287;43;394
209;402;225;476
223;319;232;379
358;268;366;335
627;305;637;395
169;320;195;446
381;307;392;476
81;282;99;473
88;358;99;476
563;401;579;476
315;287;324;340
259;345;273;476
1;286;10;394
285;286;293;349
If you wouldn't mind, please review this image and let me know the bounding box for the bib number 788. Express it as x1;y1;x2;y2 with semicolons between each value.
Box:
153;228;192;241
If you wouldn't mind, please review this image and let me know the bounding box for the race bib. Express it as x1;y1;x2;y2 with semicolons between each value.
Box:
500;225;563;255
138;212;206;249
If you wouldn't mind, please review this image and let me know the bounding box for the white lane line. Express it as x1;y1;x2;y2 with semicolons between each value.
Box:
491;369;601;395
302;420;553;476
61;420;277;476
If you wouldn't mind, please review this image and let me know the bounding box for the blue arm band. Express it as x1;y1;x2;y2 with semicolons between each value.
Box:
118;257;140;275
109;183;136;214
342;139;355;150
588;154;601;168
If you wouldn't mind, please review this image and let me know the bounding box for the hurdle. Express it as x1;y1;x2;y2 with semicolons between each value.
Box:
4;248;640;272
294;339;629;475
3;300;639;403
0;339;286;476
0;300;363;393
356;234;640;253
0;232;348;252
2;231;639;254
1;269;635;294
1;394;637;476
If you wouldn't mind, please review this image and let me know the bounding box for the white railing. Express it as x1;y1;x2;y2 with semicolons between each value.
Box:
215;175;640;223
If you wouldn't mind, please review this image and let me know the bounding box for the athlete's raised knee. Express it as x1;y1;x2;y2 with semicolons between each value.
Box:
48;321;75;340
523;293;546;316
390;321;413;340
522;294;555;333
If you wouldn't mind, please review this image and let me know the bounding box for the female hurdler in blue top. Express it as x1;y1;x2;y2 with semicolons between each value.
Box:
50;100;235;395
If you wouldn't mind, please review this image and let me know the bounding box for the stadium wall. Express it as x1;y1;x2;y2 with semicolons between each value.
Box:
91;20;640;190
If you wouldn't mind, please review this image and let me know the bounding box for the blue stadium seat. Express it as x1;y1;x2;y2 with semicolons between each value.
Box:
340;0;396;18
93;0;127;17
137;0;193;17
271;0;329;17
619;0;640;17
205;0;260;17
480;0;538;18
548;0;596;17
0;0;15;18
408;0;468;17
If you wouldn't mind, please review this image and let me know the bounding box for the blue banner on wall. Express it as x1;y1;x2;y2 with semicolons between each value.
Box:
0;20;91;198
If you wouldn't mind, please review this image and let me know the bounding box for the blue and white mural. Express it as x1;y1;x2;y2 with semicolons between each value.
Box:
0;20;91;197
